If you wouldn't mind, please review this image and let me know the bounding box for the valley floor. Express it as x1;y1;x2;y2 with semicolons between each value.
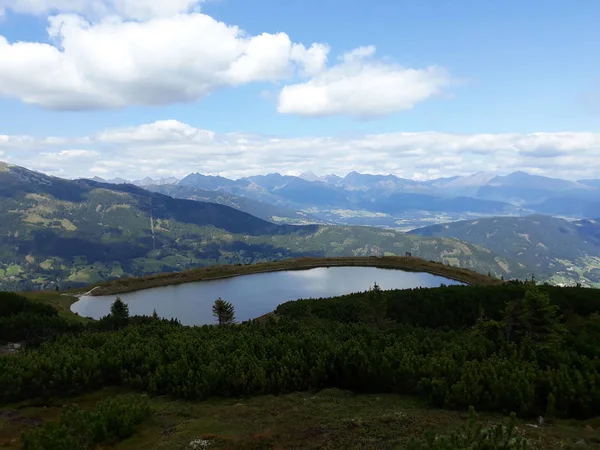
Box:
1;388;598;449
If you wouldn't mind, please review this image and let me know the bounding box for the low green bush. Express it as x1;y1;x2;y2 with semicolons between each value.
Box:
21;395;152;450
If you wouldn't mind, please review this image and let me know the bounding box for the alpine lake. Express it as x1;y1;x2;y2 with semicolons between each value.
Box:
72;266;464;325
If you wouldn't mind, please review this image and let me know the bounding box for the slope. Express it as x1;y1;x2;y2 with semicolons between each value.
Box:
0;163;526;291
145;184;323;225
410;215;600;286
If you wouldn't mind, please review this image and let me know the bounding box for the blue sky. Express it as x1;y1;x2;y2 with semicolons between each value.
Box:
0;0;599;180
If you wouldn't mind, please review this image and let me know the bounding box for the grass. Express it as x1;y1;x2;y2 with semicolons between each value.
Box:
88;256;502;296
0;388;597;449
19;291;89;323
5;265;22;277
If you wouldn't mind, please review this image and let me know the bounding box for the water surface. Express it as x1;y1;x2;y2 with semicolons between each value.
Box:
71;267;463;325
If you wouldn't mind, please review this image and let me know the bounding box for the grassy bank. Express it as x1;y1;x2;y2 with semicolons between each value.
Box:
19;291;87;323
1;388;596;449
89;256;502;296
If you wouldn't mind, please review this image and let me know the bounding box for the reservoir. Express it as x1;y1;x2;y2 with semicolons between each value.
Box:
71;266;463;325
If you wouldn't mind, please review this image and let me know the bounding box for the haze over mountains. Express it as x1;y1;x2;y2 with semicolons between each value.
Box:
91;169;600;229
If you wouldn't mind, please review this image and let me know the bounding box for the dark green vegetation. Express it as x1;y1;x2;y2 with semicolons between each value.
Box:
21;395;152;449
6;389;598;450
90;256;502;296
0;292;82;345
212;297;236;325
2;281;600;448
0;163;526;291
410;215;600;287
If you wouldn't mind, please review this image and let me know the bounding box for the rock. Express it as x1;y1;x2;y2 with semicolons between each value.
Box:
574;440;588;449
0;342;24;355
584;425;594;433
537;415;545;426
189;439;212;449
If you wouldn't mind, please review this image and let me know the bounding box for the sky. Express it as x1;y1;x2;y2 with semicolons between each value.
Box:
1;0;600;181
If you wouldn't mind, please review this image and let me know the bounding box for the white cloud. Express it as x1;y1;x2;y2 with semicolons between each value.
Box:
0;12;330;109
97;120;216;143
0;5;444;115
2;121;600;181
277;46;452;117
0;0;204;20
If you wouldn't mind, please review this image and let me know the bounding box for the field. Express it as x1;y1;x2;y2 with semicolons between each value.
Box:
18;291;86;322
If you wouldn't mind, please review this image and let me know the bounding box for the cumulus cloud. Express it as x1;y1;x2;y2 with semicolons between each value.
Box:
97;120;216;143
277;46;452;117
0;0;204;20
2;121;600;181
0;4;447;115
0;12;330;109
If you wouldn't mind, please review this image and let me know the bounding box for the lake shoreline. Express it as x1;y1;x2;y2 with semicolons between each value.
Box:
71;266;468;324
86;256;501;297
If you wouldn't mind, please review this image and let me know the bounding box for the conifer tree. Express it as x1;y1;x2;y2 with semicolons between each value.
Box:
110;297;129;321
363;282;388;328
212;297;235;325
504;286;565;346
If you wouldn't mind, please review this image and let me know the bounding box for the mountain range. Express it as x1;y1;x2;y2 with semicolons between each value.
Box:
91;170;600;229
0;162;524;291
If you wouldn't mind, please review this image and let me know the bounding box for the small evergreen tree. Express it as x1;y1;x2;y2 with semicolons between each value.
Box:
363;282;388;329
110;297;129;321
521;286;565;346
152;309;159;319
504;286;565;346
212;298;235;325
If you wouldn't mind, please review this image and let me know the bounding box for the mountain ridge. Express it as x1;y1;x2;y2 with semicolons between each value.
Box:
409;214;600;287
0;163;525;291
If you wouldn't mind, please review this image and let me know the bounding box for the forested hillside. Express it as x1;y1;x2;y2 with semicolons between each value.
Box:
0;163;526;291
146;183;323;225
410;215;600;287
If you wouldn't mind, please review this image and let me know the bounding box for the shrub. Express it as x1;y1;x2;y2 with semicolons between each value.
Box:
21;395;152;450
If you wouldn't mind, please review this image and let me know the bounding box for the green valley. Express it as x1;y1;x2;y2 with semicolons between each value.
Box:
0;164;527;291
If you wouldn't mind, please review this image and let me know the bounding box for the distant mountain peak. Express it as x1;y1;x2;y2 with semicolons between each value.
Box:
299;171;319;182
446;172;496;187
